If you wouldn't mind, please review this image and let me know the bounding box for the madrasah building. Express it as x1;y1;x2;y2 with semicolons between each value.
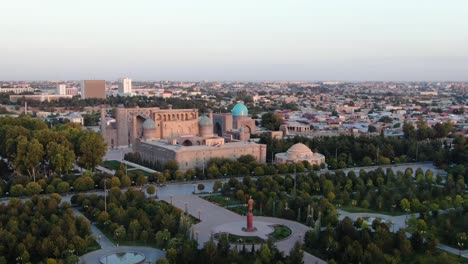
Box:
100;102;266;170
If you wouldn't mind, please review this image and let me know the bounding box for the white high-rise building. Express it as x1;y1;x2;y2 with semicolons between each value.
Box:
118;77;132;95
57;84;66;95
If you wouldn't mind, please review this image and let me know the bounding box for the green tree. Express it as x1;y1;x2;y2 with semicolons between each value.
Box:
15;137;44;181
288;242;304;264
47;142;75;175
400;198;411;214
212;180;222;192
147;185;156;197
261;112;284;131
24;182;42;195
77;130;107;170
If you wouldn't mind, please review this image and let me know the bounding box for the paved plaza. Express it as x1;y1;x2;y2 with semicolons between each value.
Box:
161;194;326;264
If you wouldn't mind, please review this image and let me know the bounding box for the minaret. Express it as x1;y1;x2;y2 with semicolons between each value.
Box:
100;105;107;140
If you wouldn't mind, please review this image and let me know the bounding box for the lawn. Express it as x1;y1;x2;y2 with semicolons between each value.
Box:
428;211;468;250
214;233;264;244
100;160;134;170
203;195;244;208
214;225;292;245
406;249;468;264
338;205;406;216
270;225;292;241
127;169;153;177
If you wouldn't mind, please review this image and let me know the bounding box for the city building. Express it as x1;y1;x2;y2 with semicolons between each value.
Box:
9;94;73;102
275;143;325;166
66;87;79;96
118;77;132;95
0;87;34;94
81;80;106;99
56;84;66;95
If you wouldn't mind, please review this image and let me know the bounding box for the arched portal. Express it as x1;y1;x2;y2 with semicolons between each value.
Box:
214;122;223;137
182;139;193;146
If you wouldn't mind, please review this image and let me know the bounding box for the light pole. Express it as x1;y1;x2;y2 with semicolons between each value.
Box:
198;210;201;220
193;184;196;194
104;178;108;212
170;195;173;204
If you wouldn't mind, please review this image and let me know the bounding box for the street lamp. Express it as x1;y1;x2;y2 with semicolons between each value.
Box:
457;232;467;257
170;195;173;204
193;184;196;194
198;210;201;220
225;197;230;208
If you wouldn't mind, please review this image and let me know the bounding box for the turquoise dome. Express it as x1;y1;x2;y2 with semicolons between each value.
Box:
143;118;157;129
198;115;212;126
231;102;248;116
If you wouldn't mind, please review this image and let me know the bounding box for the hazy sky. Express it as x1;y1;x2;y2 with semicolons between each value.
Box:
1;0;468;81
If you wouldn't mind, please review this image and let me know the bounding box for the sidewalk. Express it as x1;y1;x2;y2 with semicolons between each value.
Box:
71;208;114;249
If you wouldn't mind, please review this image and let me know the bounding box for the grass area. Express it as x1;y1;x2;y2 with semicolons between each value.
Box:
213;225;292;245
127;169;153;177
203;195;244;208
214;233;264;244
86;238;102;252
100;160;134;170
338;205;406;216
270;225;292;241
406;249;468;264
428;212;468;250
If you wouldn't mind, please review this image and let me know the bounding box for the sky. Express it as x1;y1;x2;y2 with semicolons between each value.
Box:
1;0;468;81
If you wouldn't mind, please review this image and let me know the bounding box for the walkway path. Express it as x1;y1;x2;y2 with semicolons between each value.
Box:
121;160;158;173
161;195;326;264
71;208;114;249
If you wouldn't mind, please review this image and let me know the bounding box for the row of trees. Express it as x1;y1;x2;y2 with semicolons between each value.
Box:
304;217;459;263
258;132;467;172
72;189;187;245
0;115;107;196
0;195;96;264
127;152;325;183
212;165;466;226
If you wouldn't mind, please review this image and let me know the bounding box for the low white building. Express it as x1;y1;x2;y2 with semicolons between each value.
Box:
275;143;325;166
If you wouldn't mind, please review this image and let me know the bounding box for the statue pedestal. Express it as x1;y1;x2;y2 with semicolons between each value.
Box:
243;212;257;232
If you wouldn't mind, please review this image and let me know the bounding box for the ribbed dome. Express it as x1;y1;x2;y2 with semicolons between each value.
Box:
198;115;213;126
231;102;248;116
143;118;157;129
287;143;313;154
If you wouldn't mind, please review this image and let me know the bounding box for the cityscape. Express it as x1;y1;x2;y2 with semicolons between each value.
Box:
1;1;467;264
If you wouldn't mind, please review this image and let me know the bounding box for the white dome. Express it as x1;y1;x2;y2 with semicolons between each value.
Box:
287;143;313;159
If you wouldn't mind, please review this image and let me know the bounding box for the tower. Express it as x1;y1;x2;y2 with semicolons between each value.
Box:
118;77;132;95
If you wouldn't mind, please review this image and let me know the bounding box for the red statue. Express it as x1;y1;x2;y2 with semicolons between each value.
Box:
245;196;256;232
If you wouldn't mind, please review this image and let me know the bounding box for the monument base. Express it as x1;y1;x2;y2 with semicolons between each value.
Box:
243;212;256;232
242;227;258;232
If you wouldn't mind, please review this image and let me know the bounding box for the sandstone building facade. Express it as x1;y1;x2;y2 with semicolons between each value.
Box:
101;102;266;170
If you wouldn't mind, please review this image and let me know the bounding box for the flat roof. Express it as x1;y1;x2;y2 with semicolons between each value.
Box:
142;139;264;152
